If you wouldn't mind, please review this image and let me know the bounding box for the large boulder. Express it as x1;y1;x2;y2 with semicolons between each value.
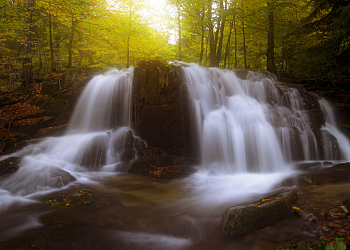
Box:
223;190;297;237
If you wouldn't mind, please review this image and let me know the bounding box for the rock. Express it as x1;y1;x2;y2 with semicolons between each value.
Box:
44;167;76;189
295;162;322;171
0;157;20;178
132;61;199;160
323;161;333;166
78;135;108;170
340;206;349;214
128;158;154;175
128;147;185;178
223;190;297;237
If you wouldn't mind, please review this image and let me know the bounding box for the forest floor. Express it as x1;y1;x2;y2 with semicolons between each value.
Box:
0;74;91;155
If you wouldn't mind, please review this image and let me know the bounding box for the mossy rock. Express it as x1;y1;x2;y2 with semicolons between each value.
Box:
223;190;297;237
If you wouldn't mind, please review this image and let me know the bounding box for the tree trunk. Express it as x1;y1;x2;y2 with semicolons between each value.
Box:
241;1;247;69
49;13;54;72
178;6;182;61
37;15;44;77
126;5;132;68
199;2;205;65
67;19;75;69
224;14;234;69
266;1;276;73
22;0;33;89
234;13;237;68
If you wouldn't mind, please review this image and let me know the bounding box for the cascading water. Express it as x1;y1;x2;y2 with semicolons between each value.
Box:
1;63;350;249
0;67;138;202
181;63;350;172
319;98;350;160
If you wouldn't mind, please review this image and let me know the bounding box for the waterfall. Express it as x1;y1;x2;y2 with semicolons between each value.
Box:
181;63;349;173
0;67;137;196
69;68;133;133
319;98;350;160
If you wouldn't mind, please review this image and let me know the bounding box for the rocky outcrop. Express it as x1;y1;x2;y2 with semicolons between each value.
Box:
132;61;199;160
223;190;297;237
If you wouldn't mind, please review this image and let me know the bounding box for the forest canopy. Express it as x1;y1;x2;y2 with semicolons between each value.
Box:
0;0;349;90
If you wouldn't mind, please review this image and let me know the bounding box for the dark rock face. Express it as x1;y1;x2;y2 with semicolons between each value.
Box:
128;147;184;178
0;157;20;178
132;61;199;161
223;190;297;237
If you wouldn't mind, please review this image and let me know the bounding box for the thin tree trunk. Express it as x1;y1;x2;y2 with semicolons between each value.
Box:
224;15;234;69
178;6;182;61
49;13;54;72
67;19;75;69
37;15;44;77
241;1;247;69
266;1;276;73
199;1;205;65
234;13;237;68
126;5;132;68
22;0;33;90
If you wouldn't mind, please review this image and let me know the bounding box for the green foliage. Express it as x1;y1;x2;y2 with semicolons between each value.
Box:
43;189;93;207
290;0;350;81
325;238;347;250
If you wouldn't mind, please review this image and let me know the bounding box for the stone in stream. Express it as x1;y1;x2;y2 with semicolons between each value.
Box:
223;190;297;237
78;135;108;170
0;157;20;178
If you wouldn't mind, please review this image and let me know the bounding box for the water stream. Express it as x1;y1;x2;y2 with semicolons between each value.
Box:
0;64;349;249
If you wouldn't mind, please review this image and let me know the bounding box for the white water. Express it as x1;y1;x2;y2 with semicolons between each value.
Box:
319;98;350;160
0;64;349;248
182;64;325;173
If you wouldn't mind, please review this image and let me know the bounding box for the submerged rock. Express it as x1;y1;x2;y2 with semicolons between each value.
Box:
223;190;297;237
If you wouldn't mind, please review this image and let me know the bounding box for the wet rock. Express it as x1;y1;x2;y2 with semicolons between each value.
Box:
132;61;199;160
223;190;297;237
78;135;108;170
128;147;184;178
298;163;350;186
44;167;76;189
323;161;333;166
295;162;322;171
0;157;20;178
128;158;154;175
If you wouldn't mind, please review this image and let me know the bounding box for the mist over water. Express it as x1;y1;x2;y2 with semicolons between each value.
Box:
0;63;350;248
